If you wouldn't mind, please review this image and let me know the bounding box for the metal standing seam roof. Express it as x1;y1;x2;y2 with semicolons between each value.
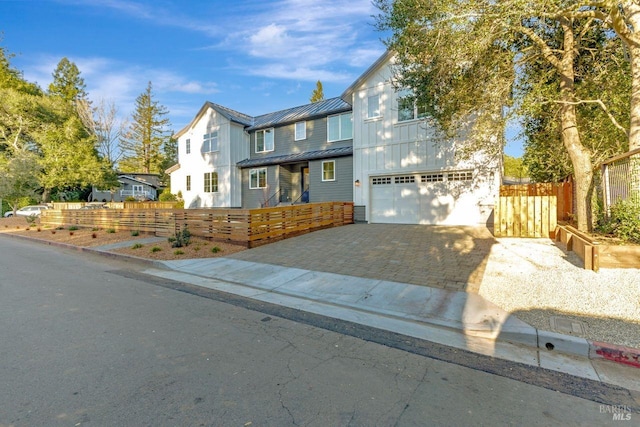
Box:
236;146;353;168
246;97;351;131
207;102;254;127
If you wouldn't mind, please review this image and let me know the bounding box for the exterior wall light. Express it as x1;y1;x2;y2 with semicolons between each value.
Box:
355;179;361;187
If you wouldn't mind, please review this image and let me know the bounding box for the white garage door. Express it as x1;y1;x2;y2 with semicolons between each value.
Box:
370;171;480;225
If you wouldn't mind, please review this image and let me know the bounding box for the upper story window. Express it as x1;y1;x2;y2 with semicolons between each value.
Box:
328;112;352;142
256;128;274;153
295;121;306;141
186;175;191;191
367;94;380;119
203;131;218;152
186;138;191;154
397;89;428;122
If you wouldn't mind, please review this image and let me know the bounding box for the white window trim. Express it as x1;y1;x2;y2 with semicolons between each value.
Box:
322;160;336;182
327;112;353;142
186;175;191;191
249;168;267;189
203;130;219;153
295;121;306;141
186;138;191;154
204;171;219;193
367;94;381;120
255;128;275;153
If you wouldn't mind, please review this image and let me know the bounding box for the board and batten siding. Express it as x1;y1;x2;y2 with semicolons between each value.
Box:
308;157;353;203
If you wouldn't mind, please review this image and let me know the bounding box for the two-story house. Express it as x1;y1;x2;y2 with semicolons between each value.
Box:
342;51;501;225
170;102;252;208
237;98;353;208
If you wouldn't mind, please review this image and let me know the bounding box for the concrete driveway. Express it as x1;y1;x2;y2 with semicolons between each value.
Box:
229;224;495;293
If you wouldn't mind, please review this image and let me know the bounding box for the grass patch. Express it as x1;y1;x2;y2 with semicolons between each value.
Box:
131;230;140;237
211;246;222;253
68;226;79;231
131;243;144;249
173;249;184;255
151;246;162;253
106;228;116;233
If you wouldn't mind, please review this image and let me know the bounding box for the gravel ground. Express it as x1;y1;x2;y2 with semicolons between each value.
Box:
479;238;640;349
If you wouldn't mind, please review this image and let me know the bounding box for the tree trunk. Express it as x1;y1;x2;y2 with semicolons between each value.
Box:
621;1;640;151
559;19;593;232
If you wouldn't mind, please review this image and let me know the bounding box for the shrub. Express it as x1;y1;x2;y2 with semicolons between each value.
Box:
125;196;136;202
131;243;143;249
131;230;140;236
92;227;100;231
106;228;116;233
170;226;191;248
211;246;222;253
68;226;79;231
597;197;640;244
151;246;162;253
24;215;37;226
173;249;184;255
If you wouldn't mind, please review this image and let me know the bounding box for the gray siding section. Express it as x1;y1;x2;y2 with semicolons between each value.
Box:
241;166;279;208
308;156;353;202
354;206;367;223
248;117;352;160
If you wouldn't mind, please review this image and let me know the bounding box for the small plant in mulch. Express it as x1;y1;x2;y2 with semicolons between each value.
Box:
92;233;97;238
193;245;201;252
131;230;140;237
169;226;191;248
131;243;143;249
92;227;100;231
211;246;222;254
24;215;37;226
173;249;184;255
106;228;116;234
68;226;79;231
151;246;162;253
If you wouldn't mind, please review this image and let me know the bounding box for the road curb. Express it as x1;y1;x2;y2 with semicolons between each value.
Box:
3;231;639;370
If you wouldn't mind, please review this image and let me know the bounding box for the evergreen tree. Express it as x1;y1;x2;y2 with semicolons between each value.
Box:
119;82;171;174
310;80;324;103
48;57;87;103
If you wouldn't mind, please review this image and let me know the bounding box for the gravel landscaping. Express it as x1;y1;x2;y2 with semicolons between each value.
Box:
479;238;640;349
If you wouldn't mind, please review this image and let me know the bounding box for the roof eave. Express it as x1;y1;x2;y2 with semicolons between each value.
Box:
341;50;395;102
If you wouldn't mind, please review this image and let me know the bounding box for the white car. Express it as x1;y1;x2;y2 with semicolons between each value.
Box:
4;205;50;217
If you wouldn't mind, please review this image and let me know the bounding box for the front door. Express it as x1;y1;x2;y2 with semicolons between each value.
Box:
301;167;310;202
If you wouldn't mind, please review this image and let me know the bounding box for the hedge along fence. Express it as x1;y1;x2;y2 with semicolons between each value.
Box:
41;202;355;247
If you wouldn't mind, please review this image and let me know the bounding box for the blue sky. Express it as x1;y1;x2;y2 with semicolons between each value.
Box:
1;0;522;156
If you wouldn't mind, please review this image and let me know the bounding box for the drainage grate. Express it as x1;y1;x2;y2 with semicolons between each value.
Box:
549;316;587;335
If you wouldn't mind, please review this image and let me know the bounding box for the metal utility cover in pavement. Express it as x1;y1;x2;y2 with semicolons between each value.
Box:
549;316;586;335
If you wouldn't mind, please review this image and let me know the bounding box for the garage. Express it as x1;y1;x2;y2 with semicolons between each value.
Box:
369;171;483;225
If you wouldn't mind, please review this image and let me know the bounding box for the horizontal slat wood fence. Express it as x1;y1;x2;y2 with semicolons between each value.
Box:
41;202;354;247
494;195;557;238
52;201;180;210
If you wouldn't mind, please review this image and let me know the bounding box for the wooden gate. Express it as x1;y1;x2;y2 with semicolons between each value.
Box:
494;195;557;238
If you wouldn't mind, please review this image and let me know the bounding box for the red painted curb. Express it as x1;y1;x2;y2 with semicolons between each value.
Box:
591;341;640;368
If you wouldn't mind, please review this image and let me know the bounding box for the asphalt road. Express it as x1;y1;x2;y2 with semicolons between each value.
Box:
0;237;636;426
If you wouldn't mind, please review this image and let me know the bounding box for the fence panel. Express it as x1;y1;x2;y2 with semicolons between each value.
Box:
494;195;557;238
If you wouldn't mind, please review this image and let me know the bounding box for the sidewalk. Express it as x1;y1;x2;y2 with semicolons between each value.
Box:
139;257;640;393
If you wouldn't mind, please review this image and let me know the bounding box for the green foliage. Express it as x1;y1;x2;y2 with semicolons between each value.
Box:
503;155;529;179
211;246;222;254
68;226;78;231
124;196;136;202
48;58;88;103
596;198;640;244
119;81;171;174
131;230;140;236
173;249;184;255
158;190;177;202
24;215;37;225
170;226;191;248
151;246;162;253
106;228;115;233
310;80;325;103
131;243;143;249
0;151;40;210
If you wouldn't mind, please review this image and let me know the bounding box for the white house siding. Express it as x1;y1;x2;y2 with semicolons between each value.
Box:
349;56;500;225
172;105;249;208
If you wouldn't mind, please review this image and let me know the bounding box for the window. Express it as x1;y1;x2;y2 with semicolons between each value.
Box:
133;185;143;194
204;172;218;192
295;121;306;141
322;161;335;181
250;168;267;189
372;177;392;185
448;171;473;181
367;94;380;119
328;112;352;142
186;138;191;154
397;89;428;122
395;175;415;184
203;131;218;152
186;175;191;191
422;173;444;183
255;128;274;153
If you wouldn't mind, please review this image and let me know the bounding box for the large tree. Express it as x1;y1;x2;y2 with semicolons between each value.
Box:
310;80;325;103
48;57;88;103
374;0;630;231
119;82;171;174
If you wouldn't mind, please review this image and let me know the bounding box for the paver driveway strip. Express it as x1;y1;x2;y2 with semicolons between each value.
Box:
229;224;495;292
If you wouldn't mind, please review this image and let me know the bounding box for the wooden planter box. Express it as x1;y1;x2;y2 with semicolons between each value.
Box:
555;224;640;271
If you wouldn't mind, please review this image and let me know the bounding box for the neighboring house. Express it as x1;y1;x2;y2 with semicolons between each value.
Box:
170;102;252;208
341;51;501;225
91;173;163;202
237;98;353;208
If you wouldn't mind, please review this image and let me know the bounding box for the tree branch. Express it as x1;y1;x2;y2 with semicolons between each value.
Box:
518;25;562;70
549;99;629;136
